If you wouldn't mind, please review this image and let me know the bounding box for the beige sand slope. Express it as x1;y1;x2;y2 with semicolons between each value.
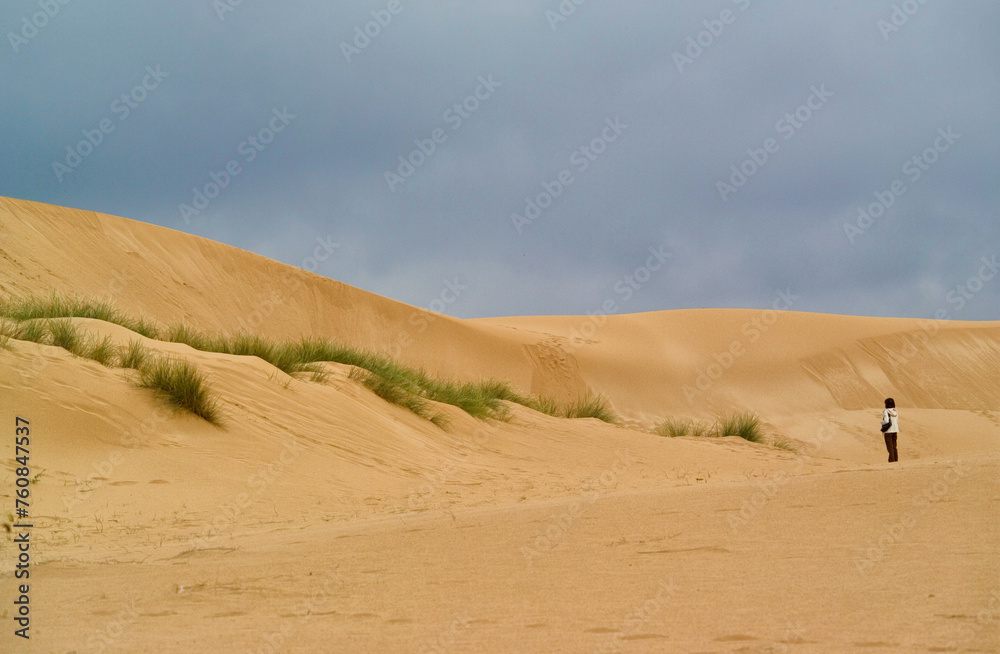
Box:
1;196;997;652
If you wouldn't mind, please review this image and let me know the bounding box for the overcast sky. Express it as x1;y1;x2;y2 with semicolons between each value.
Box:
2;1;997;320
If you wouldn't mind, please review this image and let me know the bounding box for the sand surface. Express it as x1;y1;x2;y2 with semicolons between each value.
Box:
1;197;997;652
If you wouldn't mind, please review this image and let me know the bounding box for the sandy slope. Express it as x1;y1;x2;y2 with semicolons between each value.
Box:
1;197;998;652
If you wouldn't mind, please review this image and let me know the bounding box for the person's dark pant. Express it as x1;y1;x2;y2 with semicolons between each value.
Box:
883;432;898;462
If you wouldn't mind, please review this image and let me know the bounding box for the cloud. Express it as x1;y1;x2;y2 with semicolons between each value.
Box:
1;0;997;320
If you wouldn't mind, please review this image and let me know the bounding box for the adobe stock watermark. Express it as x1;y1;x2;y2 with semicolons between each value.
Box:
843;126;960;244
884;253;997;371
672;0;754;74
596;580;678;654
566;245;673;351
727;419;836;534
545;0;590;31
190;433;304;549
384;75;501;193
51;65;170;183
300;236;341;274
521;450;634;564
341;0;405;63
244;577;342;654
940;590;1000;651
943;254;998;316
62;404;174;518
682;288;799;405
510;116;628;234
877;0;931;41
178;107;295;224
84;595;141;653
417;615;473;654
7;0;75;54
854;459;971;575
717;84;833;202
388;277;470;359
212;0;251;21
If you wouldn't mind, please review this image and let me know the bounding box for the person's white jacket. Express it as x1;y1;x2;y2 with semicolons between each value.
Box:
882;408;898;434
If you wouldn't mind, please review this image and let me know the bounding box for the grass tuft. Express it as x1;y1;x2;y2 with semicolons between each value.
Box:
657;417;692;437
0;320;14;350
138;357;221;424
714;411;764;443
0;292;160;338
119;339;149;370
657;417;711;437
16;321;47;344
771;436;799;453
167;323;212;351
48;319;84;354
564;394;619;424
423;378;513;421
518;395;562;417
349;368;445;426
84;334;119;367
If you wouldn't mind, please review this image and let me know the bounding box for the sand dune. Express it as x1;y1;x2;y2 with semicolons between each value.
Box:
1;197;997;652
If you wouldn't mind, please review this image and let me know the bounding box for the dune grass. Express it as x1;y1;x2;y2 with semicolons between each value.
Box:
1;294;787;441
714;411;764;443
47;318;84;354
771;436;799;452
519;395;562;417
138;357;221;424
657;417;692;437
0;319;15;350
0;293;636;428
657;418;711;437
14;320;47;344
167;323;213;352
84;334;119;367
563;394;619;424
1;292;160;339
349;368;448;427
658;413;764;441
119;339;149;370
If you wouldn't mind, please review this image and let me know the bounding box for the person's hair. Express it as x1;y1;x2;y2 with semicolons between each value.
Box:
884;397;895;409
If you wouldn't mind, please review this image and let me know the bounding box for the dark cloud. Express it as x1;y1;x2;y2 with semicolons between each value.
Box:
2;0;997;320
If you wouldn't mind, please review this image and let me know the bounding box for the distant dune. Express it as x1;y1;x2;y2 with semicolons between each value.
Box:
1;196;996;652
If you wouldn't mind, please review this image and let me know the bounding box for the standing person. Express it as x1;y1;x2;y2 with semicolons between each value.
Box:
881;398;899;462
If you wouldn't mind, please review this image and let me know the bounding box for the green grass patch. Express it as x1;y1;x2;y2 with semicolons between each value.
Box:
564;394;619;424
349;368;446;426
119;339;149;370
0;292;160;339
1;294;642;428
714;411;764;443
84;334;118;367
520;395;562;417
15;321;47;344
48;319;85;354
657;417;692;437
423;378;513;421
0;320;14;350
138;357;221;424
657;417;711;437
167;323;213;351
771;436;799;453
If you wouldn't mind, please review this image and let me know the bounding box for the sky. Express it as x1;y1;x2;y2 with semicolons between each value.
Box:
2;1;998;321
